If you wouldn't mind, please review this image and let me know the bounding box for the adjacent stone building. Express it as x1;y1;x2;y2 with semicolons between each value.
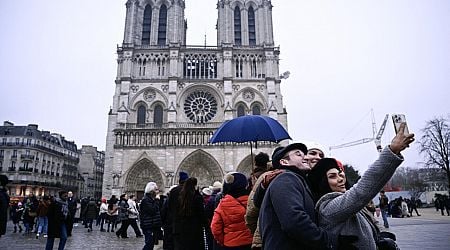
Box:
0;121;81;200
78;145;105;200
103;0;289;198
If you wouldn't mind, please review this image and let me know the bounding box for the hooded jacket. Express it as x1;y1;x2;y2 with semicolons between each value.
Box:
211;194;252;247
315;147;403;249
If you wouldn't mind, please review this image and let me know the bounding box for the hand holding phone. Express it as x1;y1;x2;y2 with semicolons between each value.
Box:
392;114;409;135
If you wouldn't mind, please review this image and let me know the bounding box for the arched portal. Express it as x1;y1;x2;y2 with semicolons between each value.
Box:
177;150;223;188
236;154;254;177
125;158;164;200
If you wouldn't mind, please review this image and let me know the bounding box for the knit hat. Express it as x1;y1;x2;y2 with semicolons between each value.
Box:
272;143;308;169
179;171;189;182
223;172;248;193
302;140;327;157
144;182;158;193
307;158;349;201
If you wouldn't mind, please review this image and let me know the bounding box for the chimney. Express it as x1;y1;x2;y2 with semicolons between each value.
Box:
3;121;14;126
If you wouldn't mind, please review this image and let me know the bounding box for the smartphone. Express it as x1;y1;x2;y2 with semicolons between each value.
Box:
392;114;409;135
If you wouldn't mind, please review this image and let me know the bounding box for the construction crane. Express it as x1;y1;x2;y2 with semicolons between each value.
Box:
330;113;389;153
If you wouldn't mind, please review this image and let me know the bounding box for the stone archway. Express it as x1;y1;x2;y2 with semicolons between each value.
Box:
236;154;254;177
178;150;223;188
125;158;164;200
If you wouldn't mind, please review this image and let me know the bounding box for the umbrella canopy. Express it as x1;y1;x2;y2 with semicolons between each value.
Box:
209;115;291;144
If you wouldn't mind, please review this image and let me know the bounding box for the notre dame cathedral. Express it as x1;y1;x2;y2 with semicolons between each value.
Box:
102;0;288;198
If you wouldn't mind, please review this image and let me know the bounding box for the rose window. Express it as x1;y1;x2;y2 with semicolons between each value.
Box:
184;90;217;123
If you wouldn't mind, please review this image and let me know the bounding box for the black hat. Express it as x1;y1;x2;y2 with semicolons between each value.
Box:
271;143;308;169
0;174;9;187
307;158;348;201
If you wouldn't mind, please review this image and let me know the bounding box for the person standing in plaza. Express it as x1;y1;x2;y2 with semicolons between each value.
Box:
259;143;333;249
83;197;98;232
66;191;77;236
36;195;51;238
46;190;70;250
173;177;206;250
99;198;108;232
116;193;130;238
307;123;413;249
140;182;162;250
409;197;421;216
107;195;119;232
164;171;189;249
211;172;253;249
379;190;390;228
127;194;143;237
0;175;10;238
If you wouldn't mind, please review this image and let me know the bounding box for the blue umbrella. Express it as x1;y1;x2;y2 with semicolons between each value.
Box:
210;115;291;144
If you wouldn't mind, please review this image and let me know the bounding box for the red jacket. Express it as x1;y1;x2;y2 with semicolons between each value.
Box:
211;194;253;247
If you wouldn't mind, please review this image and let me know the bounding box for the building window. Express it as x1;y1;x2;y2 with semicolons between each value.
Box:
12;150;17;157
154;104;163;125
26;138;32;145
137;105;146;125
235;58;243;78
234;6;242;45
252;105;261;115
248;6;256;46
15;138;20;145
0;150;3;157
1;138;6;145
142;5;152;45
157;5;167;46
184;90;218;123
237;105;246;117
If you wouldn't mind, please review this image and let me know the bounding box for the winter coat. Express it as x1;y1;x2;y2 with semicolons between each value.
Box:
211;194;252;247
259;167;332;250
47;198;70;238
315;147;403;250
245;171;272;248
0;187;9;236
127;199;139;219
37;200;50;217
117;199;129;222
139;194;161;230
173;191;207;250
83;200;98;220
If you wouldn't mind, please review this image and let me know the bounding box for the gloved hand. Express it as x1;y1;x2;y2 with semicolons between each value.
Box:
338;235;358;250
261;169;284;189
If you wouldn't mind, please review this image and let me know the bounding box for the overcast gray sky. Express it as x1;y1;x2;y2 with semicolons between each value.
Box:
1;0;449;173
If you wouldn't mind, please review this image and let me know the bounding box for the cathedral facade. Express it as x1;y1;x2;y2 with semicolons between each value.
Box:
102;0;288;198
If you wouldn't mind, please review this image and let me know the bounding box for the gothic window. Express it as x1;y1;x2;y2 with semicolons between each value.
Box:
252;105;261;115
154;104;163;125
158;5;167;46
248;6;256;46
250;58;257;78
142;5;152;45
237;104;246;117
157;58;165;76
234;6;242;45
235;58;243;78
184;90;218;123
138;59;146;76
183;54;217;79
137;105;146;125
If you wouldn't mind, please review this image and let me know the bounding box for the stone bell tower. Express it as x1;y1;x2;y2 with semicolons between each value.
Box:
102;0;288;199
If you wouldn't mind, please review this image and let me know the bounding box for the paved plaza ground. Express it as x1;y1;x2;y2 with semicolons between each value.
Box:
0;207;449;250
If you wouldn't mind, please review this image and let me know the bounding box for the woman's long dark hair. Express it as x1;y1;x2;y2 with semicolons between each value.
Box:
178;177;197;216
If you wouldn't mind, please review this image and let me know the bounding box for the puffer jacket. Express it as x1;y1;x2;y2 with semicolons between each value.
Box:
139;194;161;230
211;194;252;247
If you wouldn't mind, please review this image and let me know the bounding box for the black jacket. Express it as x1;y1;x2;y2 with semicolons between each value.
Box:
139;194;161;230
